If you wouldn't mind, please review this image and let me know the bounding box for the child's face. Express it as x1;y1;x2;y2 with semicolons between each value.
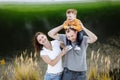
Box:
66;12;76;21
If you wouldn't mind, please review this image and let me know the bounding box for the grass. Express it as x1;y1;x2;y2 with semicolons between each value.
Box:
0;2;120;80
87;50;112;80
87;49;119;80
0;50;42;80
0;36;120;80
87;36;120;80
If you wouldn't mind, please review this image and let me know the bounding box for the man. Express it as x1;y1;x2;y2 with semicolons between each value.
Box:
48;21;97;80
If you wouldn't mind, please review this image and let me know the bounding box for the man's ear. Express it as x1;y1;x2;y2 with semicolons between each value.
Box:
75;31;78;34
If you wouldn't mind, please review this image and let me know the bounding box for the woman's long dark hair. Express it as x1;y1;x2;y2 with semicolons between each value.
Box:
33;32;45;55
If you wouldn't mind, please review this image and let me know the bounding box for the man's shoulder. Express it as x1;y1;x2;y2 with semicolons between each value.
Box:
82;36;88;44
83;35;88;40
58;34;66;42
83;35;88;38
59;34;66;37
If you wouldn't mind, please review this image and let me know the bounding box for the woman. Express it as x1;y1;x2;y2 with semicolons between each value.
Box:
33;32;67;80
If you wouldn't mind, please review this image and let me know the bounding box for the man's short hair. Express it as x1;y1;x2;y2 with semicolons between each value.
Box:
65;27;77;33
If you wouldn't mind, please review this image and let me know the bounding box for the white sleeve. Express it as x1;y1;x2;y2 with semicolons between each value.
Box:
40;50;47;56
54;40;61;47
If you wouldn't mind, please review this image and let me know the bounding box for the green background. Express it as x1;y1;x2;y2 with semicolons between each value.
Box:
0;1;120;57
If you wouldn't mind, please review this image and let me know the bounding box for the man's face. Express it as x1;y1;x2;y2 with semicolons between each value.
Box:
66;12;76;21
66;29;77;42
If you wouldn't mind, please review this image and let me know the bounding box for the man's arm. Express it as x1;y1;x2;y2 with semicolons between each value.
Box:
48;25;63;40
80;22;98;43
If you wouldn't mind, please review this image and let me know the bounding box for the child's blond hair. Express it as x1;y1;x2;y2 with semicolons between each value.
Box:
66;9;77;15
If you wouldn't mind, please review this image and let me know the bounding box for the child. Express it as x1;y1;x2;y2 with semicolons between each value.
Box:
63;8;84;50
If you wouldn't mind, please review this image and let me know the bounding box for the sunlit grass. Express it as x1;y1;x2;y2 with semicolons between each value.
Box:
1;50;42;80
87;36;120;80
12;52;41;80
87;50;112;80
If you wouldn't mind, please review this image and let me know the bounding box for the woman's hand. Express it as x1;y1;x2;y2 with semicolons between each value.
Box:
61;47;68;56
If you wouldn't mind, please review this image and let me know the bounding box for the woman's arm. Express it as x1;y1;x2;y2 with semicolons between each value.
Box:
41;48;67;66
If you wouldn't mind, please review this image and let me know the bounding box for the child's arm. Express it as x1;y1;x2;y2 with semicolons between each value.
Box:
73;19;82;31
63;21;69;29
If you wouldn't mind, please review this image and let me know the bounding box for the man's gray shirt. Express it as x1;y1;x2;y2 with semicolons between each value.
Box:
59;34;88;71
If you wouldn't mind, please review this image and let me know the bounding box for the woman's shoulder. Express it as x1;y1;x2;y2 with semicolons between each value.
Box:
40;49;47;56
51;39;59;42
51;39;61;44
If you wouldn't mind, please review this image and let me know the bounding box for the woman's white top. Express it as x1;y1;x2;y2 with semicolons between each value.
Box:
40;40;63;74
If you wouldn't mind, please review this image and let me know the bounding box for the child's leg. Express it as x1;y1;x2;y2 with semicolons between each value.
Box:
74;30;84;50
66;37;71;46
66;37;72;50
77;30;84;46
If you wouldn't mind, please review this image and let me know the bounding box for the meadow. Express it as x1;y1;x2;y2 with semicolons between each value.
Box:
0;1;120;80
0;36;120;80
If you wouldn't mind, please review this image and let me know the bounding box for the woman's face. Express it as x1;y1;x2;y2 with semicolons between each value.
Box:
37;34;47;45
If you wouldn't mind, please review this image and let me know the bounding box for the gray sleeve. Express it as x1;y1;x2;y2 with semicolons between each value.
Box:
82;36;89;47
58;34;66;44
